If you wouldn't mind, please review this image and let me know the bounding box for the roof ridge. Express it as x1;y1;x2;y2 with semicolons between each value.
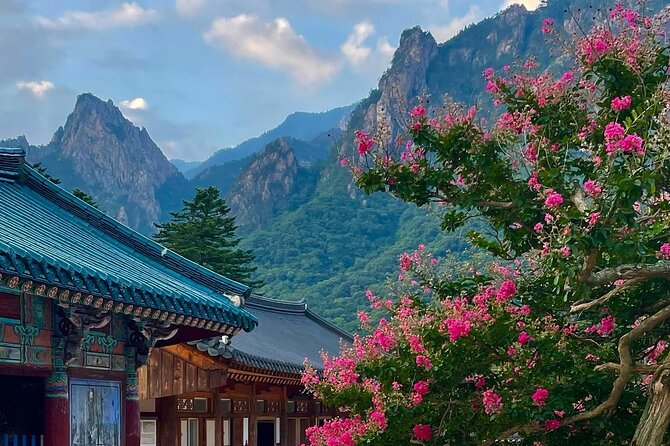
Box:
18;161;252;299
246;294;307;313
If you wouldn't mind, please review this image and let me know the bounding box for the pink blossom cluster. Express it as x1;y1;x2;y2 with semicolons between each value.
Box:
532;388;549;407
603;122;644;155
482;388;503;414
354;130;375;156
585;315;616;337
583;180;602;197
611;95;632;112
658;243;670;260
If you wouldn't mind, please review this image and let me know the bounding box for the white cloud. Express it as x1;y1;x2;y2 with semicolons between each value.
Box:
204;14;338;86
341;21;375;64
376;37;396;59
430;6;482;42
175;0;205;17
501;0;543;11
37;2;157;30
16;80;54;98
120;97;149;110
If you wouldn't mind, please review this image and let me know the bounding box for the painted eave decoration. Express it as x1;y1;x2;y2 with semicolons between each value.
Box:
0;148;258;335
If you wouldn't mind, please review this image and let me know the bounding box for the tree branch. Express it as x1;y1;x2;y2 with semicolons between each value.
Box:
481;304;670;446
570;278;644;313
478;201;514;209
594;362;660;374
584;262;670;286
578;249;598;283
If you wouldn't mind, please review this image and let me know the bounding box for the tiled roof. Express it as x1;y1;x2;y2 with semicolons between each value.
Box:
192;295;352;374
0;148;257;333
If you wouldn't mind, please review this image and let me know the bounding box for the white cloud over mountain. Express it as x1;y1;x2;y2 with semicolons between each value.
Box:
204;14;339;86
341;22;375;64
430;6;482;41
37;2;158;30
16;80;54;98
120;97;149;110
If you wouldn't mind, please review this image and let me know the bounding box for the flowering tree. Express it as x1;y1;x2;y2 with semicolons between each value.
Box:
303;5;670;446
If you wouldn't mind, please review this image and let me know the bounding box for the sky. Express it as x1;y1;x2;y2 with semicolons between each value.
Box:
0;0;541;161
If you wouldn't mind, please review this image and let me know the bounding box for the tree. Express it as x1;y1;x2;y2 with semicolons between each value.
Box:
154;186;263;288
305;6;670;446
73;188;99;209
32;163;99;209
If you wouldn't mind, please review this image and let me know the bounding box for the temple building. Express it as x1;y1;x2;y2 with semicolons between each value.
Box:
0;148;257;446
0;147;352;446
138;295;352;446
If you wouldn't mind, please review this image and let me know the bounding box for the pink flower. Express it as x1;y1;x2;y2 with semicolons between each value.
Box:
445;317;472;342
416;355;432;369
532;388;549;407
659;243;670;260
611;95;632;111
588;212;601;226
411;106;426;119
597;316;616;336
369;411;387;430
412;424;432;442
541;18;554;34
583;180;602;197
507;345;517;356
619;134;644;154
545;419;561;431
534;222;543;232
355;130;375;156
544;213;554;223
482;389;503;414
339;158;347;167
545;189;564;208
413;380;429;395
496;279;517;302
604;121;625;141
357;311;370;325
518;331;533;346
559;246;571;257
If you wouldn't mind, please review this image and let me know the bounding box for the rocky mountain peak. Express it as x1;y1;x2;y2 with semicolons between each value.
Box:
27;93;185;233
228;138;300;230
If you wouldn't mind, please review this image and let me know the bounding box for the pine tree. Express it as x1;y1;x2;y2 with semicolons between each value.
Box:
72;188;99;209
154;186;263;289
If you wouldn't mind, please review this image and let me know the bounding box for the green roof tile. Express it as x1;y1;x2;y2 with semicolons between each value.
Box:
0;149;257;332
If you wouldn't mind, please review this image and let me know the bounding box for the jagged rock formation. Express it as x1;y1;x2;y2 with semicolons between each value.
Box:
228;139;299;230
24;93;188;233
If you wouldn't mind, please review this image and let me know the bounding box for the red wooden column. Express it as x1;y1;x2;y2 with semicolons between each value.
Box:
45;338;69;446
125;346;141;446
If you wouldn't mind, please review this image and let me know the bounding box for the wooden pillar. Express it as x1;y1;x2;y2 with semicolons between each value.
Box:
250;383;257;446
125;347;141;446
158;396;178;446
45;337;68;446
281;387;287;446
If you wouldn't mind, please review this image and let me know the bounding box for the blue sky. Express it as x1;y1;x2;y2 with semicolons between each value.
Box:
0;0;540;161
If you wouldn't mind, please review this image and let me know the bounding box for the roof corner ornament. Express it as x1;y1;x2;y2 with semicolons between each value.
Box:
189;336;233;359
224;293;245;308
160;247;168;257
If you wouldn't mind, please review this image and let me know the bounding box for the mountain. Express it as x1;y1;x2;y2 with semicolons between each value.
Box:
233;0;670;331
188;105;353;178
19;93;189;233
170;159;201;174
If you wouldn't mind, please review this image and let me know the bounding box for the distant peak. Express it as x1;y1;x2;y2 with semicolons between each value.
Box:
398;26;435;49
74;93;118;114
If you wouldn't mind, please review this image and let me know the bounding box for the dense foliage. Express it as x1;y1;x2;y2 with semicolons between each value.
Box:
154;186;263;288
304;6;670;445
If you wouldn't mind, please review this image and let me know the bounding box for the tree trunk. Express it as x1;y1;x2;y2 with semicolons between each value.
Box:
632;364;670;446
